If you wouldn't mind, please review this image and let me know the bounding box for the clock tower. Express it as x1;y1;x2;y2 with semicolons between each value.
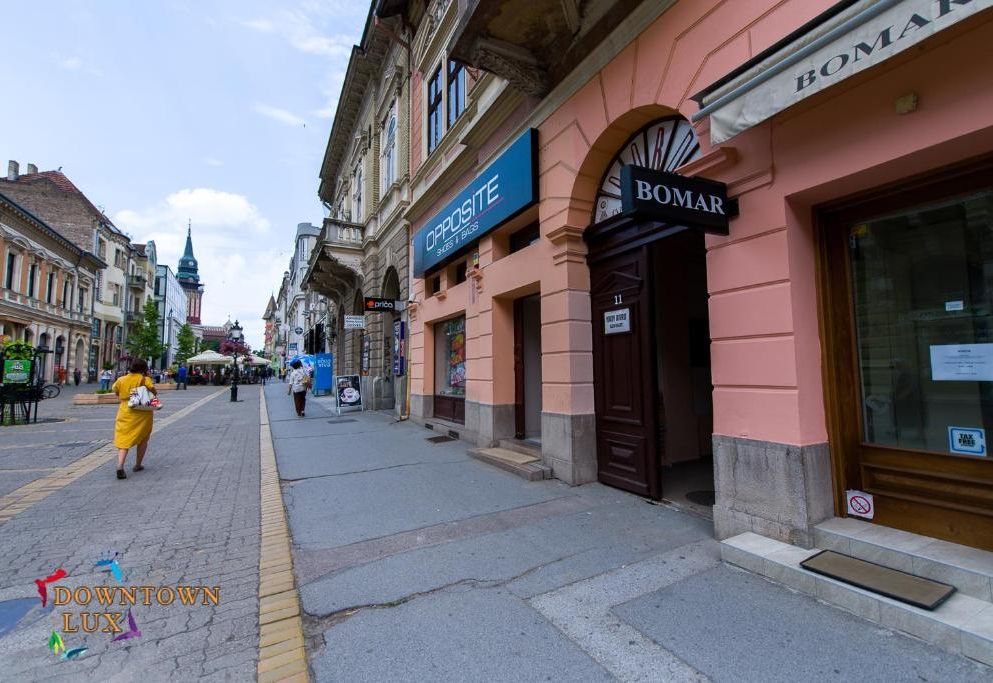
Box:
176;223;204;324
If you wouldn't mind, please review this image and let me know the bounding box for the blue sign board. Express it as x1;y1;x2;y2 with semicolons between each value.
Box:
314;352;333;395
413;129;538;276
948;426;986;456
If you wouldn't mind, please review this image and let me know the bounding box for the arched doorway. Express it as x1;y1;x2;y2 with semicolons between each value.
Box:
584;115;715;509
381;268;401;410
75;337;86;378
352;289;364;375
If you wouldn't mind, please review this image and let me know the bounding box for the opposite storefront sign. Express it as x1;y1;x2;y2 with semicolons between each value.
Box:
413;129;538;276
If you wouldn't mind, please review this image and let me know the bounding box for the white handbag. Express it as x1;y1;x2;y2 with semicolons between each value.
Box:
128;385;155;411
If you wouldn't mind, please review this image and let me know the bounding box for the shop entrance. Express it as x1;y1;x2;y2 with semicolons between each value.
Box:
820;160;993;550
588;226;713;503
514;295;542;441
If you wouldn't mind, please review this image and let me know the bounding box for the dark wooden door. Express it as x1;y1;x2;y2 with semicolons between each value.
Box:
590;245;661;498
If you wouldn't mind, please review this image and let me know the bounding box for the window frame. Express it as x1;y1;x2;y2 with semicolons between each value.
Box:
4;251;16;290
27;263;37;298
447;59;466;127
426;65;443;154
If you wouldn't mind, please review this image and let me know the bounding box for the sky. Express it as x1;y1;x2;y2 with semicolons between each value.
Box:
1;0;369;349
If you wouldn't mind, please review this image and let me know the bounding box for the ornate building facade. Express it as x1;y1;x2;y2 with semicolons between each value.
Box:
176;225;204;325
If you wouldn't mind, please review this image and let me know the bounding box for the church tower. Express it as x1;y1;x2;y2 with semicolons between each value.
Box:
176;223;204;324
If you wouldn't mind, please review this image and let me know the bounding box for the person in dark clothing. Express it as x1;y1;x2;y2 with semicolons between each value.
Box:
73;368;81;386
177;364;187;390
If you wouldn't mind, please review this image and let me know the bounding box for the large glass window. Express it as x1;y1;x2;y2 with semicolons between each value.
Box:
382;108;397;192
850;189;993;455
434;316;466;396
427;65;443;153
447;59;465;127
4;252;15;289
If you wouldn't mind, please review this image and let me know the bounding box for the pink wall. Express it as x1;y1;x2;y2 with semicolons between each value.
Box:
533;0;993;447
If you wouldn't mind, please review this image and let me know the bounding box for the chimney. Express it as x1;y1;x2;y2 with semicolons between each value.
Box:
26;163;37;175
7;160;18;181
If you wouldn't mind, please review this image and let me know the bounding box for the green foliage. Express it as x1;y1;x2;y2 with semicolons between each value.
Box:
201;339;220;352
0;338;34;360
175;323;196;364
125;300;168;362
102;361;116;370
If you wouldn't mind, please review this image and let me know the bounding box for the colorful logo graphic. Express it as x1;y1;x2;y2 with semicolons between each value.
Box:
35;568;67;608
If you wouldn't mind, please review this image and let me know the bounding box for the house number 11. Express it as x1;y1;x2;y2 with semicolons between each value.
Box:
613;294;623;305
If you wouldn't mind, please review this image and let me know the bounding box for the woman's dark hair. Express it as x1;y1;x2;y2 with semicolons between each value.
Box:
290;360;302;369
130;359;149;374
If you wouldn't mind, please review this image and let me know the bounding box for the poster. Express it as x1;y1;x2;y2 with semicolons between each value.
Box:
393;320;406;376
3;359;32;384
314;353;333;394
336;375;361;407
446;318;465;392
929;344;993;381
360;336;370;376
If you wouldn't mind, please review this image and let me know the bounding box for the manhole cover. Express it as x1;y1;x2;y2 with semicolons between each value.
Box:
326;418;357;424
685;490;716;506
426;435;455;443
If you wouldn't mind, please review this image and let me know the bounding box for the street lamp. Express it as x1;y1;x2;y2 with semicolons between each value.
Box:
228;320;243;402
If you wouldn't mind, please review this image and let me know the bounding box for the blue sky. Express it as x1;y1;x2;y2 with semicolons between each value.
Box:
2;0;367;348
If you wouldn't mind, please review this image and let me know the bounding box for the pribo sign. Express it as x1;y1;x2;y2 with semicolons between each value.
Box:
620;165;736;235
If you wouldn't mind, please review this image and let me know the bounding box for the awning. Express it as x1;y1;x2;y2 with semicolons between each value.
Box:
692;0;992;144
185;350;233;365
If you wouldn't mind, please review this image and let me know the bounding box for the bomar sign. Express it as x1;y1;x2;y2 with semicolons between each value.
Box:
620;166;736;235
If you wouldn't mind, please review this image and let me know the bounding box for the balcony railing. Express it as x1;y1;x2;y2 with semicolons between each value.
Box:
127;273;147;289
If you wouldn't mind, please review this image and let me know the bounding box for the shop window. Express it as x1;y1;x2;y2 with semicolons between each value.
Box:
435;316;466;398
850;189;993;454
447;59;466;127
427;65;443;153
429;275;441;295
509;222;540;254
454;261;467;284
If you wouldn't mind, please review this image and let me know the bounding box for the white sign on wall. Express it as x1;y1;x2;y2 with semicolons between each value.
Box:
846;490;874;519
929;343;993;381
604;308;631;335
344;315;366;330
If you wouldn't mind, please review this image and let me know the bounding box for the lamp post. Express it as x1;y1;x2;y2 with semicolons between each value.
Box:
228;320;243;402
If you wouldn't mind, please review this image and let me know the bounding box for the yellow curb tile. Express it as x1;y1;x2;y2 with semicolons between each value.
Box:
260;590;298;610
260;561;293;575
258;659;308;683
262;570;295;584
260;582;296;599
260;633;305;659
274;672;309;683
259;604;299;625
258;647;307;674
260;621;304;647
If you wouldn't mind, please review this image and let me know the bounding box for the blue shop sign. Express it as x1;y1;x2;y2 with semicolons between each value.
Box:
413;129;538;276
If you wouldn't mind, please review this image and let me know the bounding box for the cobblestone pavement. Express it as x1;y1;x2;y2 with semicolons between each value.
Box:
0;385;262;682
265;384;992;683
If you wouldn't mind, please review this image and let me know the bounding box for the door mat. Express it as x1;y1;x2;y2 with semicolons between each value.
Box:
426;435;455;443
800;550;955;610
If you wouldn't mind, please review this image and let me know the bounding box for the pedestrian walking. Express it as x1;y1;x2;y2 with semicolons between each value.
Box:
287;360;309;417
73;367;81;386
111;359;158;479
99;368;112;391
177;364;187;390
261;366;268;386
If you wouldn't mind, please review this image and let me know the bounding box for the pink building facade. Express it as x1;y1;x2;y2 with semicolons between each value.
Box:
395;0;993;552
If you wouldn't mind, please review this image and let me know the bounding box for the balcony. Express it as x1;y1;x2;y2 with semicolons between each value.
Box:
127;273;147;289
125;310;139;323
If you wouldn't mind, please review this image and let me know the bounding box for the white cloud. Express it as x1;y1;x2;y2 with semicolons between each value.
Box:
58;56;83;70
114;189;277;349
242;18;275;32
253;103;306;127
202;156;224;167
52;53;102;76
240;8;354;58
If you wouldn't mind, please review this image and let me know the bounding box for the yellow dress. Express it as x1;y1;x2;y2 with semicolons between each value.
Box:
112;373;155;449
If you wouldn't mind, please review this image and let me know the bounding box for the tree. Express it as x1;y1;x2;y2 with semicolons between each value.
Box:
125;300;167;363
175;323;196;365
201;339;220;352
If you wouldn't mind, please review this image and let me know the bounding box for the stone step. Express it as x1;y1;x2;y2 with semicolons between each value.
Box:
722;532;993;667
815;517;993;602
497;439;542;460
468;447;552;481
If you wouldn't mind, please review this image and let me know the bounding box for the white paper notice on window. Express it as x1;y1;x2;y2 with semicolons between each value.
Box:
930;343;993;381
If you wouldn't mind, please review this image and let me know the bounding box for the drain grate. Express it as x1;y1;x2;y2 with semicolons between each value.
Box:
426;435;455;444
685;490;716;506
326;418;357;424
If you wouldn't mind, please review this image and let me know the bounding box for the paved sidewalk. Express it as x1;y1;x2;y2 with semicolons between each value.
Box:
0;386;262;681
265;384;993;682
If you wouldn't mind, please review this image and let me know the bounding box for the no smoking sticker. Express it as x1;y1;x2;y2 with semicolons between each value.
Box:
846;490;874;519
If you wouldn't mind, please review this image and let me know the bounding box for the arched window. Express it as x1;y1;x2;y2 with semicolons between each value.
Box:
382;109;397;192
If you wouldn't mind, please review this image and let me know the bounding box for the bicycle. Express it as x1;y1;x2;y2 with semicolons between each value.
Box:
41;383;61;400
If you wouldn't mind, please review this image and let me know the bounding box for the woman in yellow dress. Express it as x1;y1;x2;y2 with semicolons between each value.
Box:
111;359;158;479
